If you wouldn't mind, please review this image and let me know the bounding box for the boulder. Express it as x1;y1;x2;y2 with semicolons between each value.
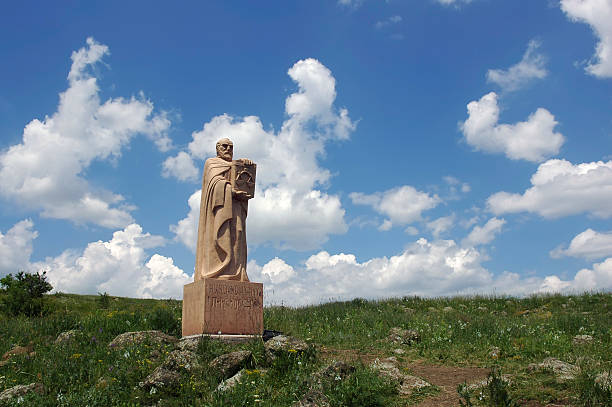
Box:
387;327;420;345
109;331;178;348
176;336;202;352
138;367;180;390
595;372;611;391
209;350;253;379
161;349;199;373
217;369;245;392
528;358;579;382
0;383;44;401
572;335;594;346
292;389;330;407
371;358;430;396
264;335;309;361
2;344;33;360
54;330;79;346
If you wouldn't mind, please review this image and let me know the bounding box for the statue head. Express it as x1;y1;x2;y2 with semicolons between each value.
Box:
216;138;233;162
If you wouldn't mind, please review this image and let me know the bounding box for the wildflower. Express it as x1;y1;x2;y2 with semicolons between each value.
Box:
71;353;82;359
98;360;103;363
288;349;297;353
150;387;157;395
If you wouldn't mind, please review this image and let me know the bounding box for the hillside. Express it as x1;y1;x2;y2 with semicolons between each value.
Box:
0;292;610;406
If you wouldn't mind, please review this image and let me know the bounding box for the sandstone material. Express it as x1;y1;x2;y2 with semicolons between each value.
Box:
209;350;253;379
264;335;309;362
371;358;430;396
387;327;420;345
0;383;44;401
572;334;594;346
139;367;180;390
54;330;79;345
217;369;245;392
528;358;579;382
194;139;255;281
108;330;178;348
182;279;263;336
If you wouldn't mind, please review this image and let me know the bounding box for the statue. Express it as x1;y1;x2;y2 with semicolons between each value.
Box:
194;138;256;282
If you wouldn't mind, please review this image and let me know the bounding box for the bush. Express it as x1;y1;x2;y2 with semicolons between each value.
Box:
147;306;181;337
0;271;53;316
97;292;111;309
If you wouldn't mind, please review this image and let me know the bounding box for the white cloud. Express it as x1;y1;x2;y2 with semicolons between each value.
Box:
551;228;612;260
405;226;419;235
375;15;402;29
462;217;506;247
0;38;171;228
561;0;612;78
436;0;473;6
539;257;612;293
379;219;393;231
0;220;38;276
461;92;564;162
426;215;455;237
169;59;354;251
162;151;199;182
487;40;548;92
488;159;612;219
36;224;190;299
350;186;440;228
170;190;200;252
249;238;612;306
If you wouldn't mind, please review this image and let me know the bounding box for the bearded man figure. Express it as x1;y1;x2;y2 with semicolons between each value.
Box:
194;138;254;281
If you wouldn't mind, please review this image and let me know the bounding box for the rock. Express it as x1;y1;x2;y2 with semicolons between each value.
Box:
595;372;611;391
572;334;594;346
54;330;79;346
402;307;415;315
217;369;245;392
0;382;44;401
393;348;406;355
489;346;501;359
292;389;330;407
387;327;420;345
466;374;512;391
109;331;178;348
176;336;201;352
2;344;33;360
316;361;355;382
371;358;430;396
209;350;253;379
477;306;488;312
443;306;454;313
264;335;309;361
161;349;199;372
138;367;180;390
528;358;579;382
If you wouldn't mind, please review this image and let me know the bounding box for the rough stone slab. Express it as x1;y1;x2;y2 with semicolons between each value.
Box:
109;330;178;348
0;383;44;401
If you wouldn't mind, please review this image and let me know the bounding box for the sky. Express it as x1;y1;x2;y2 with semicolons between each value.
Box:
1;0;611;306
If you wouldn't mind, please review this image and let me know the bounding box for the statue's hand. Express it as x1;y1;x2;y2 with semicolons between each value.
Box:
240;158;254;166
232;189;251;201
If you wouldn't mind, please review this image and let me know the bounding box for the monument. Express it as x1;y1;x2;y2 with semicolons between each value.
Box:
182;138;263;337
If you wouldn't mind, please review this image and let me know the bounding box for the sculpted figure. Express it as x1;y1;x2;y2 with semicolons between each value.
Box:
194;138;254;281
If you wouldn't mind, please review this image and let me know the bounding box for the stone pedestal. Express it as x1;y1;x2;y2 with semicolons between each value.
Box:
181;279;263;337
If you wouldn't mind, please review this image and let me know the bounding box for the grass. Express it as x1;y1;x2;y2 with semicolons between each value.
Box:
0;292;610;405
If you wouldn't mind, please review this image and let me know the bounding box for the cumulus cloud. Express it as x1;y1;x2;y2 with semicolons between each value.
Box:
169;59;354;251
426;215;455;238
0;220;38;276
561;0;612;78
462;217;506;247
488;159;612;219
248;238;551;306
350;186;441;229
162;151;199;182
248;238;612;306
0;38;171;228
375;15;402;29
36;224;189;298
551;228;612;260
487;40;548;92
461;92;564;162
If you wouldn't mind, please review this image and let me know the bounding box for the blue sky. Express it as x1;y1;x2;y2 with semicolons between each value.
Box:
1;0;611;304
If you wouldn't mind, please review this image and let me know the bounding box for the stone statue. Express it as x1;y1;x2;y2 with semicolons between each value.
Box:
194;138;255;282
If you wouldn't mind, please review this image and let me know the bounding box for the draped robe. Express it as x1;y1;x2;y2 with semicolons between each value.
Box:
194;157;249;281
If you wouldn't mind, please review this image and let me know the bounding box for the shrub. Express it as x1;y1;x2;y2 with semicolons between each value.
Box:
147;306;181;337
97;292;111;309
0;270;53;316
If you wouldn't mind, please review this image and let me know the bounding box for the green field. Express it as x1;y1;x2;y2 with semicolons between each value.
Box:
0;292;610;406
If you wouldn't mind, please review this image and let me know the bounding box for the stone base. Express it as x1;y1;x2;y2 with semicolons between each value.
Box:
181;279;263;337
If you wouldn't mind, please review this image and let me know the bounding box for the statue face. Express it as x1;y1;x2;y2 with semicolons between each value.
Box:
216;141;233;161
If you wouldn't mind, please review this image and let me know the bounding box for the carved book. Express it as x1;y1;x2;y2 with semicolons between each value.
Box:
231;161;256;198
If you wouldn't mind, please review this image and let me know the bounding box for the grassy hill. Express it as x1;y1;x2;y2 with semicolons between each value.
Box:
0;292;610;406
